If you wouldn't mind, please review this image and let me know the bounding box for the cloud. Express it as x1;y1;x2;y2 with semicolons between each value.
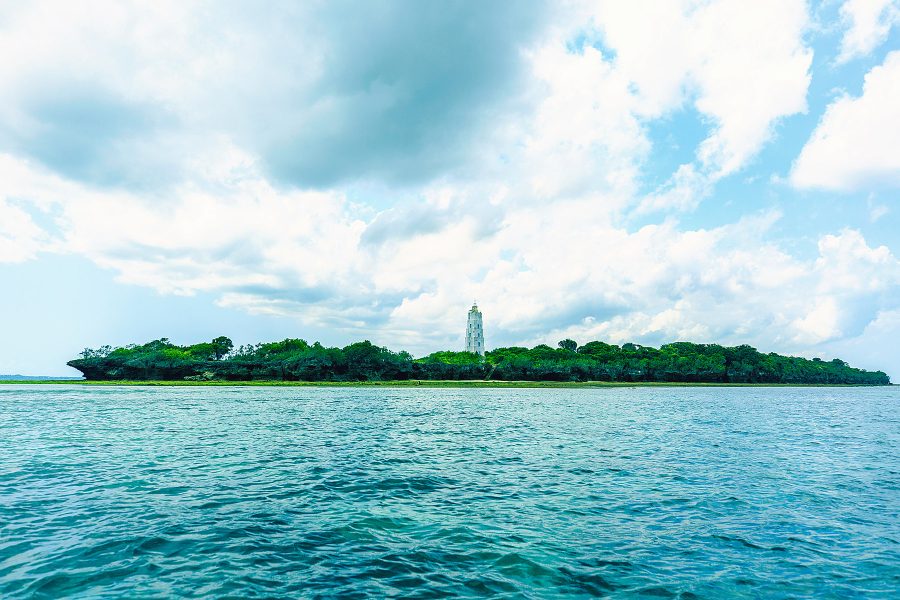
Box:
0;149;366;299
0;1;896;378
0;1;189;189
0;154;59;263
822;308;900;376
791;51;900;191
459;0;813;214
0;0;812;202
815;228;898;294
837;0;899;63
260;1;550;187
0;148;864;331
520;223;899;352
520;41;647;201
585;0;811;209
0;0;550;190
0;198;47;263
4;145;899;372
869;202;890;221
3;84;175;188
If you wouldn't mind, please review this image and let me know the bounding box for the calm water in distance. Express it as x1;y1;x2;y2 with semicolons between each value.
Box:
1;385;898;598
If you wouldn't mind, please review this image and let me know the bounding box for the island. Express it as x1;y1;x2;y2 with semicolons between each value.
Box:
65;337;891;385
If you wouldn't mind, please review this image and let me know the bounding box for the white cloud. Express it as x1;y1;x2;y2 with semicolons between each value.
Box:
0;198;46;263
837;0;900;63
0;155;56;263
454;0;813;213
0;150;367;304
823;308;900;374
526;224;899;353
0;1;814;209
0;1;896;379
521;42;647;201
638;164;712;213
791;51;900;191
0;1;550;189
791;297;842;345
814;228;898;293
789;229;898;345
4;142;899;374
584;0;811;208
686;0;811;177
374;199;900;363
869;203;890;221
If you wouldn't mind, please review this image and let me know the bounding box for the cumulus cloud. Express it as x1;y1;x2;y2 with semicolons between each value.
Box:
521;41;647;201
524;223;899;351
0;0;811;203
0;198;47;263
464;0;813;213
585;0;812;209
791;51;900;191
0;0;896;377
0;0;549;189
11;137;898;364
837;0;899;63
822;308;900;376
0;155;58;263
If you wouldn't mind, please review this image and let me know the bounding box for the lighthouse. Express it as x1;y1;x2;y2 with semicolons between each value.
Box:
465;302;485;356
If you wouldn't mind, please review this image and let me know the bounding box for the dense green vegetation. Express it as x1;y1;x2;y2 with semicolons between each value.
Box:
67;337;890;385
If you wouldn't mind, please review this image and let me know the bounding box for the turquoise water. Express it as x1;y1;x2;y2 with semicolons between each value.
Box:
1;385;898;598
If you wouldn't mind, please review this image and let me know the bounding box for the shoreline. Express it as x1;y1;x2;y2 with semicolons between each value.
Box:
0;379;892;388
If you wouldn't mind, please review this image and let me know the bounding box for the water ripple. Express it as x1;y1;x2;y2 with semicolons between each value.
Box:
1;384;899;598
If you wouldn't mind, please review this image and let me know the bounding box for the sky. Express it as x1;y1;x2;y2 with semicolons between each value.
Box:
1;0;898;378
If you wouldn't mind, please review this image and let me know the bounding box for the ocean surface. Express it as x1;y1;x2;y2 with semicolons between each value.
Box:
1;385;898;598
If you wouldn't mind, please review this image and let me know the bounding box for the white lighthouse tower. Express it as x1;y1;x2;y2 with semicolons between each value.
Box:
465;302;485;356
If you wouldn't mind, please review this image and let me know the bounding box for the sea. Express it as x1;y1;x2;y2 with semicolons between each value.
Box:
1;384;898;598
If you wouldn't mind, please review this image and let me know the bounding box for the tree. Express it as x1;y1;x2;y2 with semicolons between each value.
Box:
211;336;234;360
558;339;577;352
65;336;891;385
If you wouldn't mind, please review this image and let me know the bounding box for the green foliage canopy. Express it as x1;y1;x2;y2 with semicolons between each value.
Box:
67;336;890;385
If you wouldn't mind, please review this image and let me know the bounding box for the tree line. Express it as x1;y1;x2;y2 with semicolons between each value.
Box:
67;336;891;385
